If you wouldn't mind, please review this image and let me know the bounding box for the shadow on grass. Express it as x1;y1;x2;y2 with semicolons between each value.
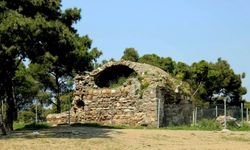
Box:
70;123;125;129
14;123;51;131
0;123;123;140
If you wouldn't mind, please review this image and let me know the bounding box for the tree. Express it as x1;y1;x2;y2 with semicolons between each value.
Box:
14;63;40;111
190;59;247;105
139;54;161;66
211;59;247;105
0;62;39;134
0;0;101;131
190;60;211;103
160;57;175;74
139;54;175;74
174;62;192;81
121;48;139;62
138;54;247;105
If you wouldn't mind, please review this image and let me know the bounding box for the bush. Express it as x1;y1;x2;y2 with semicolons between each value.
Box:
18;111;35;123
197;119;221;130
228;121;250;131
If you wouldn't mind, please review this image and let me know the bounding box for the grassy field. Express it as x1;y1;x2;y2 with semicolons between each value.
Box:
0;125;250;150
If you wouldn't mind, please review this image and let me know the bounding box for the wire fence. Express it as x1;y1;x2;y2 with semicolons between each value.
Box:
163;103;250;126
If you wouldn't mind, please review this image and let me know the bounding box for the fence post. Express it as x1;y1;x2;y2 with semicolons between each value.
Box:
195;107;198;125
215;105;218;118
35;99;38;123
68;98;71;125
1;100;3;119
224;97;227;129
241;103;244;123
247;108;249;122
192;109;195;125
157;98;161;128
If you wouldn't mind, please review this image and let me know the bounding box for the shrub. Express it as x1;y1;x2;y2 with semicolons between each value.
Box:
18;111;35;123
196;119;221;130
228;121;250;131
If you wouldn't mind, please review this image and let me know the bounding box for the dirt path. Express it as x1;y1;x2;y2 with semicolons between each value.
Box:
0;127;250;150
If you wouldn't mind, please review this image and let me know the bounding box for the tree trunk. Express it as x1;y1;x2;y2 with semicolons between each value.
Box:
55;75;61;113
0;100;7;135
0;114;7;135
56;97;61;113
5;83;17;131
6;97;15;131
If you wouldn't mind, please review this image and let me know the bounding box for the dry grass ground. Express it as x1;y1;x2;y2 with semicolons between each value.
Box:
0;126;250;150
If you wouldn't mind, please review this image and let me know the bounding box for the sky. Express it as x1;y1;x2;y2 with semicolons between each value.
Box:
62;0;250;100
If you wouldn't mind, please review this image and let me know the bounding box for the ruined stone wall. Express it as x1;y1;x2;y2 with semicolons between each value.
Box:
73;77;157;125
71;61;190;126
47;60;191;127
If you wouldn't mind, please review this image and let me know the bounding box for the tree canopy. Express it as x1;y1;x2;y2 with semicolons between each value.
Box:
139;54;175;74
121;48;139;62
0;0;101;131
125;49;247;105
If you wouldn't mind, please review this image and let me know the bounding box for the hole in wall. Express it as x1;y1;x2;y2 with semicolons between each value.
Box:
94;65;137;88
76;100;85;108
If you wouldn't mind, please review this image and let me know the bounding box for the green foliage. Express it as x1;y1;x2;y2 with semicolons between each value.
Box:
18;111;35;123
61;8;81;29
196;119;221;130
108;76;128;88
140;79;150;90
60;92;73;112
121;48;139;62
107;72;137;88
139;54;175;74
17;103;53;123
174;62;192;81
61;120;250;131
226;120;239;129
227;122;250;131
190;58;247;105
238;122;250;131
52;92;73;112
166;119;250;131
139;54;162;69
139;79;150;96
13;122;26;131
48;121;250;131
36;91;53;108
137;53;246;106
244;102;250;108
14;63;40;110
0;0;102;128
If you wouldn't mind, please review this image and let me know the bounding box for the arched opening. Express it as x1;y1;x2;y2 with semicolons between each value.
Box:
94;65;137;88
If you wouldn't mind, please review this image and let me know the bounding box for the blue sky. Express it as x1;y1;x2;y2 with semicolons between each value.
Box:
62;0;250;100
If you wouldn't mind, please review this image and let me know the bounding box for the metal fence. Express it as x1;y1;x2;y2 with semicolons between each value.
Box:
164;103;250;126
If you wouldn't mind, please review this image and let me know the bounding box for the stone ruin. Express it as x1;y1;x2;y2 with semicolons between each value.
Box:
47;60;192;127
